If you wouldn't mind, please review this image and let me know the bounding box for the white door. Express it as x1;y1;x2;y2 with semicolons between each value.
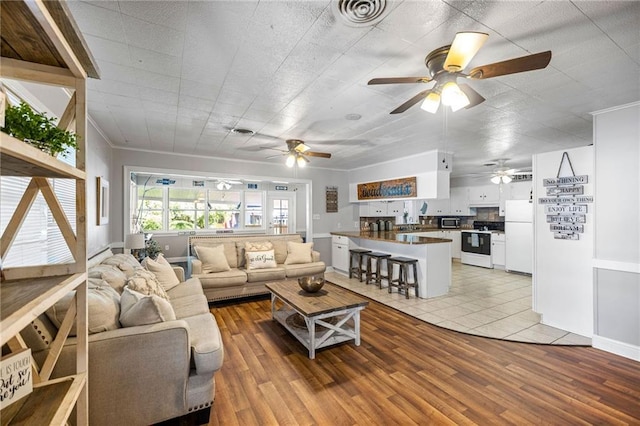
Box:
267;192;295;235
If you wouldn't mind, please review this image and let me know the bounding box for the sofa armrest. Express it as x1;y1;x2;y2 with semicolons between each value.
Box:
172;265;185;282
52;321;195;425
191;258;203;274
312;250;321;262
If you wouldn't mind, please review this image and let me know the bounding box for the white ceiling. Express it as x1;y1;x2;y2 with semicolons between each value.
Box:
67;0;640;177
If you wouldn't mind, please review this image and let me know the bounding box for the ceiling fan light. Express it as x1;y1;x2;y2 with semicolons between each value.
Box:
286;154;296;168
491;175;501;184
441;82;470;111
296;155;307;168
420;92;441;113
501;175;512;184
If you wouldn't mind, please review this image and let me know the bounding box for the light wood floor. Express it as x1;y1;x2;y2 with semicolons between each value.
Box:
208;291;640;425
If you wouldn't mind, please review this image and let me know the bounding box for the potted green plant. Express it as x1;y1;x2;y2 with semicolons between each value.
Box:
1;101;77;157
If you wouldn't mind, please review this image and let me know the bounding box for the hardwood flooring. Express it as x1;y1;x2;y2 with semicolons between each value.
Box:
208;295;639;425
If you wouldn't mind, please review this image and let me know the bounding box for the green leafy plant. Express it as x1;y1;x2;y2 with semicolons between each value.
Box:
1;101;77;157
145;238;162;260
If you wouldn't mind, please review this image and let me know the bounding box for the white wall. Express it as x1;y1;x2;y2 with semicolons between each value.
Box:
87;120;113;256
533;145;594;337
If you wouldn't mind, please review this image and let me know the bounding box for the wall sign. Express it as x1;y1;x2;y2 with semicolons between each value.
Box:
156;178;176;185
275;185;288;191
538;152;593;240
326;186;338;213
357;177;417;200
0;349;32;409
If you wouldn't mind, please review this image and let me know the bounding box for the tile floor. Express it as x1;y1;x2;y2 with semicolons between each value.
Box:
326;260;592;346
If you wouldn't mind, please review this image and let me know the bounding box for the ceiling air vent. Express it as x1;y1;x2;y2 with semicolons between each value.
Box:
332;0;391;27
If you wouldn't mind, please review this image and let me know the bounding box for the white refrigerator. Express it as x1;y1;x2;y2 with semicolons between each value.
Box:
505;200;533;274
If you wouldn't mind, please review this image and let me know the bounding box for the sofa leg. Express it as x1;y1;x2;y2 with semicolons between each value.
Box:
153;406;211;426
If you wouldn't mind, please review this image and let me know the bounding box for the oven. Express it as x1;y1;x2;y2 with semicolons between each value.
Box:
461;231;493;268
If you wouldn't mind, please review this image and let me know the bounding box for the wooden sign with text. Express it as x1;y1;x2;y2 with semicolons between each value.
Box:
357;177;417;200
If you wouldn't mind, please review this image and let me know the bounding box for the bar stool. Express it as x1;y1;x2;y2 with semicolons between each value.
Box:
365;252;391;287
387;256;419;298
349;248;371;282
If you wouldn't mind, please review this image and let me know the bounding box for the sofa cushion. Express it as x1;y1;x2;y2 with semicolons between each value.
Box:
119;287;176;327
88;264;128;294
246;249;277;270
245;266;286;283
194;244;231;273
239;241;274;268
170;294;210;319
284;241;314;265
271;239;290;264
182;313;224;374
196;269;247;289
46;280;121;335
166;277;204;300
143;255;180;291
284;261;327;278
126;269;170;300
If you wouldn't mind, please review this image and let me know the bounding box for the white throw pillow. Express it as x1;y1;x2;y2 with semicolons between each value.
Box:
119;287;176;327
46;282;121;335
144;255;180;291
194;244;231;273
284;241;314;265
246;249;277;270
125;269;170;300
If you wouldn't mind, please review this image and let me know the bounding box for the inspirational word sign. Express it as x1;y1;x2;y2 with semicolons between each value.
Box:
357;177;417;200
539;152;593;240
0;349;32;409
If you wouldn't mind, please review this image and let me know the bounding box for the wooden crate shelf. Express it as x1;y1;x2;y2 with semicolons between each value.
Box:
1;373;87;426
0;273;86;347
0;132;86;180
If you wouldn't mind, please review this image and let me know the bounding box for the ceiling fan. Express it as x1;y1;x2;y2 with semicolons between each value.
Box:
368;32;552;114
488;159;531;184
212;178;242;190
266;139;332;168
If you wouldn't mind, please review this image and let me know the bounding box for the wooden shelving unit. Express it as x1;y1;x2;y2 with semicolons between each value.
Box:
1;1;99;424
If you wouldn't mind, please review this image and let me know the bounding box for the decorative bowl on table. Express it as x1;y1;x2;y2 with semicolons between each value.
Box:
297;275;325;293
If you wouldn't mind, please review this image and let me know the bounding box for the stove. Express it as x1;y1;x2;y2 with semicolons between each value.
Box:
472;221;505;232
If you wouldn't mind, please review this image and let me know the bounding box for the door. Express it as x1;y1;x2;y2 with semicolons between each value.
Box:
267;193;295;235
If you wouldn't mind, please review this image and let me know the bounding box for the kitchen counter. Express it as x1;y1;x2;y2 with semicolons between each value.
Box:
330;231;451;245
331;231;451;299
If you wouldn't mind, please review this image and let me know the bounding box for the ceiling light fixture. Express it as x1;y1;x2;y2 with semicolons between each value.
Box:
230;128;255;136
296;155;308;168
420;91;441;113
441;81;470;111
286;153;296;168
216;181;231;190
491;174;512;184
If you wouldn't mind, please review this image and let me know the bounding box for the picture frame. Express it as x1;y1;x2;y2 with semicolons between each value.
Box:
97;176;109;225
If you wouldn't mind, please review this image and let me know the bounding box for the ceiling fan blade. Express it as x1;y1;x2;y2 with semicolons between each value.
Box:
468;51;552;79
457;83;485;109
444;31;489;72
304;151;332;159
368;77;432;85
265;154;284;160
390;89;432;114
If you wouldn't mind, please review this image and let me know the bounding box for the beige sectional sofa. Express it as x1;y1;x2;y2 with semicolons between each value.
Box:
20;249;223;426
190;233;326;301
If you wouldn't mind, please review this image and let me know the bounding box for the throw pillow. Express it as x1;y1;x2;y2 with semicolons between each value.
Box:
143;255;180;291
46;282;121;335
125;269;170;300
246;249;277;270
119;287;176;327
88;264;128;293
284;241;314;265
194;244;231;273
100;253;141;269
245;241;274;252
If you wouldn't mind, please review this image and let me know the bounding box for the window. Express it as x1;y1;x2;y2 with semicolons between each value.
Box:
168;188;205;230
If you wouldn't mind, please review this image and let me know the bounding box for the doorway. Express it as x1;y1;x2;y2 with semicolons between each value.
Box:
267;192;295;235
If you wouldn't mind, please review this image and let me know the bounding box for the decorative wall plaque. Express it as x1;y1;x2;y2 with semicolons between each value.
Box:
538;152;593;240
357;177;417;200
326;186;338;213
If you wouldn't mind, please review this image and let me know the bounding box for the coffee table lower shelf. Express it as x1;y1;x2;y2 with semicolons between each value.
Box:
271;299;365;359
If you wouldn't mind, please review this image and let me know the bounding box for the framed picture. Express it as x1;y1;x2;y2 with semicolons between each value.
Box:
97;176;109;225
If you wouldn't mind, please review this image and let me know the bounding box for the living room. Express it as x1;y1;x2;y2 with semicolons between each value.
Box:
1;1;639;425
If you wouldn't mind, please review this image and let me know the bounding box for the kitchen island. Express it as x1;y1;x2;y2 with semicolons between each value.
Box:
331;231;451;298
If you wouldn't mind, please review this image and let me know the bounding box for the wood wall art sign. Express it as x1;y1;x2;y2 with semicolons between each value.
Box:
0;349;32;409
357;177;417;200
326;186;338;213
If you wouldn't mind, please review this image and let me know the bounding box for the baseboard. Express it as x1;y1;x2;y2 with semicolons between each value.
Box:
592;335;640;361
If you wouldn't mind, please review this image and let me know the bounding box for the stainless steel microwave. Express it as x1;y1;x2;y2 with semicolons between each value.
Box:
439;217;460;228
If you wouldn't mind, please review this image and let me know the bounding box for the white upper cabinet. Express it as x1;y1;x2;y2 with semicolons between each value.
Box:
468;185;500;206
360;200;406;217
450;187;474;215
425;198;450;216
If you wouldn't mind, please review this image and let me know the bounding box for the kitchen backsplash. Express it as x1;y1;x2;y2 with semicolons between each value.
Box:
418;207;503;228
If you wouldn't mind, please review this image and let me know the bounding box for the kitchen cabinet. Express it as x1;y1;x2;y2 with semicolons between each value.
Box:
332;235;350;274
450;187;474;215
426;198;450;216
361;200;405;217
492;233;506;268
468;185;500;206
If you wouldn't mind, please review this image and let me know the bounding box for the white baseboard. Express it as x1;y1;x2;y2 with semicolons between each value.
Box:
592;335;640;361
